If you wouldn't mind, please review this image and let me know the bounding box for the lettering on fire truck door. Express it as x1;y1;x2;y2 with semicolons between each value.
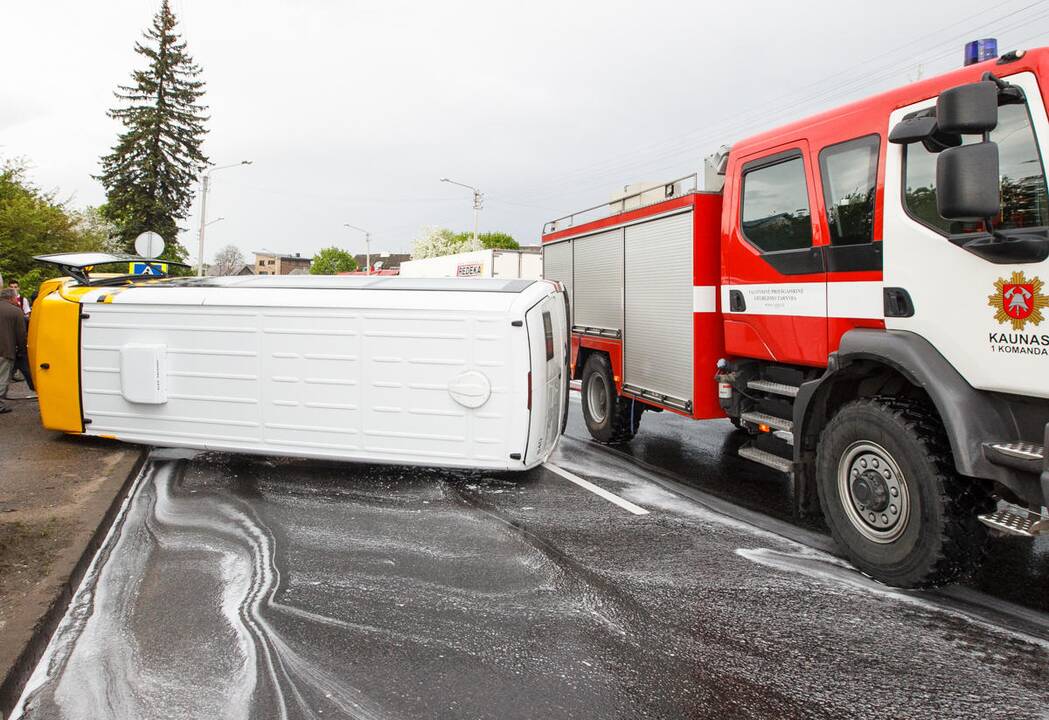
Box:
722;141;829;365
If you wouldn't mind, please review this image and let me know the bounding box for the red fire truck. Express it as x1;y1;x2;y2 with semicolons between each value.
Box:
542;44;1049;587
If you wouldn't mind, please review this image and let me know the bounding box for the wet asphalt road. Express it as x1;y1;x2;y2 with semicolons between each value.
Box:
13;398;1049;720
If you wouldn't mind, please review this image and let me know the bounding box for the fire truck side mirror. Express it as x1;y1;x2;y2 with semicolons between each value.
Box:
888;115;937;144
935;141;1000;221
936;81;999;135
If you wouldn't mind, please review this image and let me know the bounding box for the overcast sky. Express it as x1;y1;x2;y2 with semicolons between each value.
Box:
3;0;1049;265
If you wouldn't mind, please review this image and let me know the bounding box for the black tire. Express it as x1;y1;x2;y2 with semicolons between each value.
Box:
816;397;993;588
580;353;640;444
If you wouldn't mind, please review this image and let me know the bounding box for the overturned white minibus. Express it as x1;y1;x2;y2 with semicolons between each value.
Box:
29;256;569;471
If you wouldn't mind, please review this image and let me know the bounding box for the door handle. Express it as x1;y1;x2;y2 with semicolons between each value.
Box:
729;290;747;312
883;287;915;318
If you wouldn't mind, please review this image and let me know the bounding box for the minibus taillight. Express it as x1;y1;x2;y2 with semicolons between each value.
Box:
527;371;532;410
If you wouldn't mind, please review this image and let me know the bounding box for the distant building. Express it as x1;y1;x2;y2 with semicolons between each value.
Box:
254;250;311;275
353;252;411;273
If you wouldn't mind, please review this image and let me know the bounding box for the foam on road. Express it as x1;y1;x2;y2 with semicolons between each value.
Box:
13;447;1049;720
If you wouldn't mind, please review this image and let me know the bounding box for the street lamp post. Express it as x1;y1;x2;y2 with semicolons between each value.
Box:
344;223;372;275
197;160;252;276
198;218;225;274
440;178;483;245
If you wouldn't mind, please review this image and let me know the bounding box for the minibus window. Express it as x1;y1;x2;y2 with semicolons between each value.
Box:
542;311;554;361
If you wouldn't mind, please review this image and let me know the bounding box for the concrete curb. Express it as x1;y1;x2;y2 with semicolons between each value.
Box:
0;449;148;719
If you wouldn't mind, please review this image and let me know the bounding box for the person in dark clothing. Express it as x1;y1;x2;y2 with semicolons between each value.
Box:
0;288;28;413
14;343;36;395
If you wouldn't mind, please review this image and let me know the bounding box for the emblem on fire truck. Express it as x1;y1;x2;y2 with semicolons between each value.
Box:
988;271;1047;330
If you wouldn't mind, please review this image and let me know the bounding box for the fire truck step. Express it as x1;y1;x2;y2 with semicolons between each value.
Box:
746;379;800;398
984;441;1045;474
991;441;1044;461
739;444;794;474
773;429;794;446
740;411;793;432
978;505;1049;537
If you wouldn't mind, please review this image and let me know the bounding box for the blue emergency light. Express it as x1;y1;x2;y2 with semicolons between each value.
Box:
964;38;998;66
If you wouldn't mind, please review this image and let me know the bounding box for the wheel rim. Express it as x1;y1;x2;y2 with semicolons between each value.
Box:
836;440;910;544
586;375;609;423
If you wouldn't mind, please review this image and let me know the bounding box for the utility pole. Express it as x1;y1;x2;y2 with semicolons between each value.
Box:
196;174;209;276
344;224;372;275
440;178;484;245
196;160;253;276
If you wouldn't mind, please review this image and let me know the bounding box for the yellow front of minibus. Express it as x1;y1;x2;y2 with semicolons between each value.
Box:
28;279;87;433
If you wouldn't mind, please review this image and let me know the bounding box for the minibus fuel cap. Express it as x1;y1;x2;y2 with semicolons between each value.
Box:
447;370;492;408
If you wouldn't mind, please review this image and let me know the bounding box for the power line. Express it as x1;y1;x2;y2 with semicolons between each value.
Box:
519;0;1046;197
522;24;1048;207
515;0;1049;204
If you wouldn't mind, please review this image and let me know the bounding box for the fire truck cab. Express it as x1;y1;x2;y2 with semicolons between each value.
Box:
542;46;1049;587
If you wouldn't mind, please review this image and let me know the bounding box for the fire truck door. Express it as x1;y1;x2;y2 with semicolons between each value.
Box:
722;141;829;365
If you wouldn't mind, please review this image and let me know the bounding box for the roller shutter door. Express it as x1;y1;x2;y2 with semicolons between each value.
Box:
624;212;693;407
572;229;623;334
542;241;573;321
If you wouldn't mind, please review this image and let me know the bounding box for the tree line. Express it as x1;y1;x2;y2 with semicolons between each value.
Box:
0;161;120;293
1;0;206;293
1;0;523;292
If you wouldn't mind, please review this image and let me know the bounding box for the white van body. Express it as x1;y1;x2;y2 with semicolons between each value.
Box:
76;276;568;471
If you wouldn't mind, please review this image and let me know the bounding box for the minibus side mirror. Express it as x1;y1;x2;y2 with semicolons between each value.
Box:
936;81;998;134
936;141;1000;220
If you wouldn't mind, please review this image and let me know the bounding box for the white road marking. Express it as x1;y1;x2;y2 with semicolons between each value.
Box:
542;462;650;515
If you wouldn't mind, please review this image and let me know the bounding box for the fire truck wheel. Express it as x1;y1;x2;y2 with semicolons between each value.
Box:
581;354;641;444
816;397;992;589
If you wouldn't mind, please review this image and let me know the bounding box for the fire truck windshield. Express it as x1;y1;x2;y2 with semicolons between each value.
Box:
904;100;1049;235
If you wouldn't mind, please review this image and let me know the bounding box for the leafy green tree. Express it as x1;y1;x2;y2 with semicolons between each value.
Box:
412;226;481;259
0;160;113;296
454;231;518;250
96;0;208;263
310;247;358;274
413;227;519;259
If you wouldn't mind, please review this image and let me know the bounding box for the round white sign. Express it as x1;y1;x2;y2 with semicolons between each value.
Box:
134;231;165;259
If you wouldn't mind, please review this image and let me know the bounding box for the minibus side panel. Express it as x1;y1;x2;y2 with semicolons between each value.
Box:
78;297;524;469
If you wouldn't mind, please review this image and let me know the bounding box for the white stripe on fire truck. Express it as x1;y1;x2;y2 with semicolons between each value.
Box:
826;281;883;320
719;282;883;320
692;286;717;313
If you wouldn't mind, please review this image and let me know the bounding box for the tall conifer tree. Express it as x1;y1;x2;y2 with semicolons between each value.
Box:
97;0;208;260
